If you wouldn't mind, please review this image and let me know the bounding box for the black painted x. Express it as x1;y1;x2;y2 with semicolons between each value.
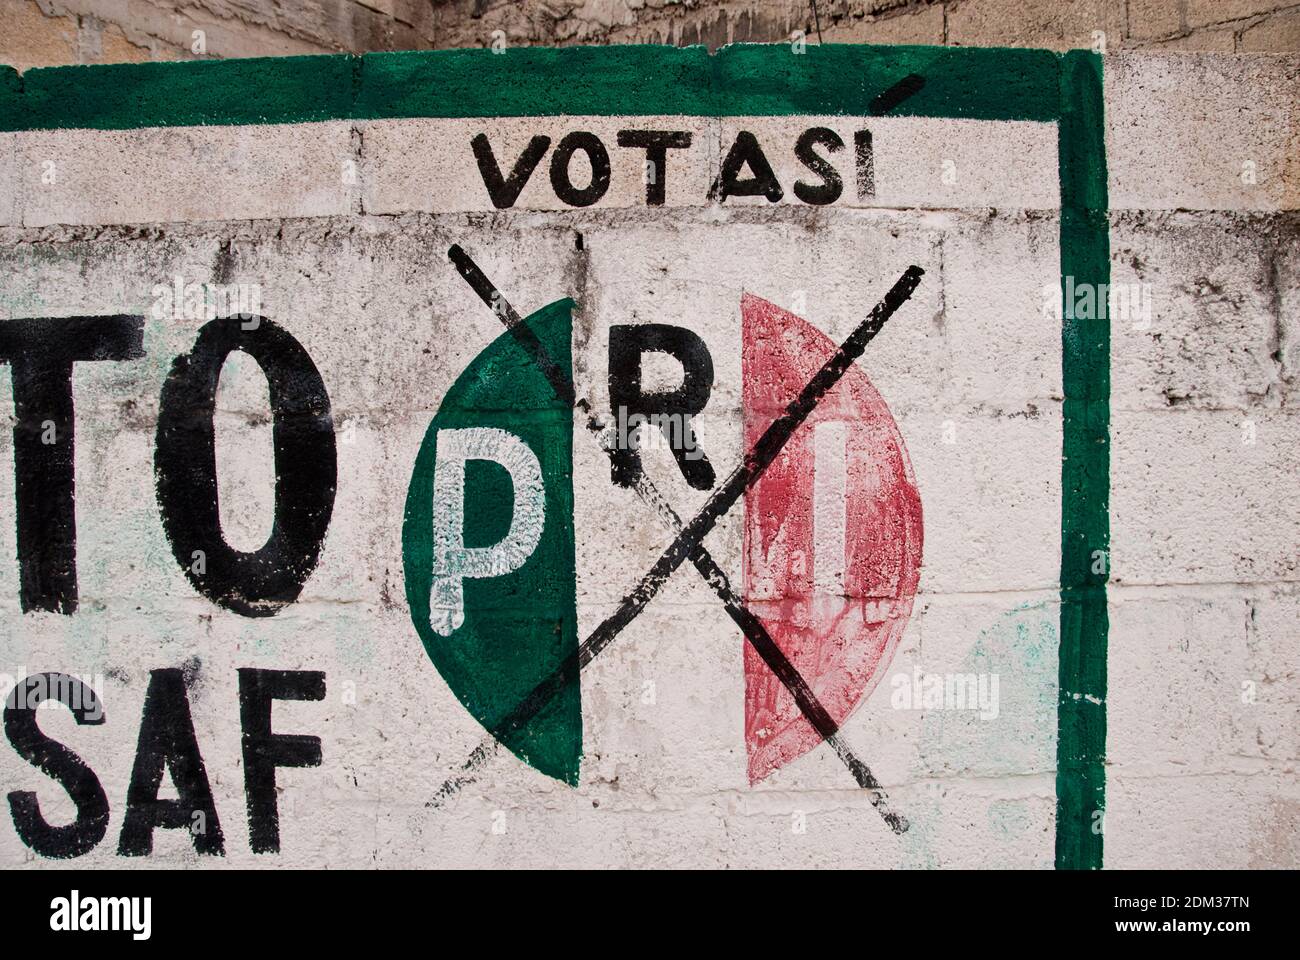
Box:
432;245;922;834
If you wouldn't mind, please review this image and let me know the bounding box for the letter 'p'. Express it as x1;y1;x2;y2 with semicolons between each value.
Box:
429;427;545;636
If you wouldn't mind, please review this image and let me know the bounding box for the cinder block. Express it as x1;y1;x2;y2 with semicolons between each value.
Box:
821;4;946;44
19;121;356;227
937;209;1063;409
361;113;1058;215
1110;409;1300;585
947;0;1123;49
1186;0;1292;28
1108;589;1299;772
1107;770;1300;868
88;21;153;66
577;600;753;794
361;116;720;214
1126;0;1186;41
717;115;1059;211
902;409;1063;594
0;0;78;73
893;593;1060;781
1109;211;1299;412
1132;26;1237;50
1239;5;1300;51
1106;53;1300;211
210;219;580;420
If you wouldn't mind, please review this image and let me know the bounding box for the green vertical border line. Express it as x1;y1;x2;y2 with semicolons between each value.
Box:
1056;50;1110;870
0;42;1110;867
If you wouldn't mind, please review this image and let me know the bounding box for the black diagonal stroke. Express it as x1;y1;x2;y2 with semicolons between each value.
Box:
869;73;926;116
432;247;923;826
446;245;920;828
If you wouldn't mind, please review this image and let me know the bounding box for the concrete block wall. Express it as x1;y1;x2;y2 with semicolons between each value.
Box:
1100;52;1298;868
3;0;1300;72
0;42;1295;868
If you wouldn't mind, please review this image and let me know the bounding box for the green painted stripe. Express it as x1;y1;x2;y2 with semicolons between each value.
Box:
1055;49;1110;870
711;44;1059;120
1;43;1059;131
355;46;714;119
0;55;356;131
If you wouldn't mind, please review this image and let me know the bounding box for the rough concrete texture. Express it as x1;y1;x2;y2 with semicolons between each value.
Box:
0;46;1295;869
4;0;1300;70
19;122;357;226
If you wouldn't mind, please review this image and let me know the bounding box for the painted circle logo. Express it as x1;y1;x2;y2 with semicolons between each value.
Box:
403;248;923;808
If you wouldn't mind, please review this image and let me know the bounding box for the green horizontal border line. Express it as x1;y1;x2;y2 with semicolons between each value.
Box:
0;43;1110;869
0;45;1063;130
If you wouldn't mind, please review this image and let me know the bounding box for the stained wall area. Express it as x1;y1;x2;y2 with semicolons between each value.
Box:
2;0;1300;72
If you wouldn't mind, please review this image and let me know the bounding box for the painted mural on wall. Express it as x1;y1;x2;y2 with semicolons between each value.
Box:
0;253;927;852
0;45;1110;866
405;249;924;828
